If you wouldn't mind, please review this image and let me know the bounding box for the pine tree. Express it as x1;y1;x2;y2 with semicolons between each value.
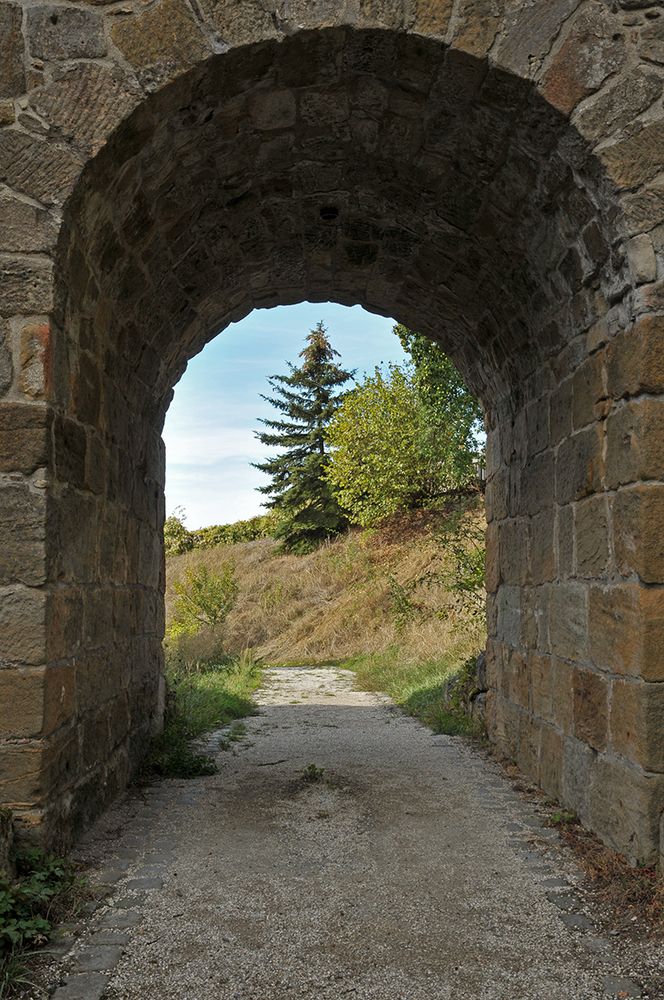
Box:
254;322;352;553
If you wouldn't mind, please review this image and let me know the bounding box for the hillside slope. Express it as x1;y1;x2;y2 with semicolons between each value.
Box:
165;504;485;671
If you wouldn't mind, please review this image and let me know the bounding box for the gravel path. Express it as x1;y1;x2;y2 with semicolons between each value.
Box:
49;667;662;1000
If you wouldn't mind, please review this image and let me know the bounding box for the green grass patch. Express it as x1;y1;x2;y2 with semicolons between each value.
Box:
148;652;262;778
1;848;90;999
346;646;483;737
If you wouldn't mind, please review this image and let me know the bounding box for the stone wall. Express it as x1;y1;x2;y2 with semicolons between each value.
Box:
0;0;663;865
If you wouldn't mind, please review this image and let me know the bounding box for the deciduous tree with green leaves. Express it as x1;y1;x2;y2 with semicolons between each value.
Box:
254;322;352;553
396;325;484;490
325;364;428;527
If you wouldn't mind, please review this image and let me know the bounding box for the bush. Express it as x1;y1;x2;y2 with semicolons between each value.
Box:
164;508;195;556
1;849;87;998
168;563;239;639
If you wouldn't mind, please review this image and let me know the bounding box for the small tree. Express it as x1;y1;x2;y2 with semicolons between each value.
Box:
254;322;352;553
396;325;484;489
168;563;239;638
325;364;429;526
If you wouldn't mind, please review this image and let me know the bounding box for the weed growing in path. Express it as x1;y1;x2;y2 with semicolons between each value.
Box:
301;764;326;783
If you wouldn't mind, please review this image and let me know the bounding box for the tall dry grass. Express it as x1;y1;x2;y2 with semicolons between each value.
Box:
165;509;485;667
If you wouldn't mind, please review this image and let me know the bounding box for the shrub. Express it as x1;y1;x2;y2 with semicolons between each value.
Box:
168;563;239;639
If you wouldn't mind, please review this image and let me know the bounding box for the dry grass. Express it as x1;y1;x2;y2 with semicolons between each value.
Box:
554;817;664;937
166;510;484;667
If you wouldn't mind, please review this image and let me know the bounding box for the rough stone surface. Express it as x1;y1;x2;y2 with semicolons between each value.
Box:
0;1;661;869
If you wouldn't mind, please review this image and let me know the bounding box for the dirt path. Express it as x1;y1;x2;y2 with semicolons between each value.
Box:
49;667;661;1000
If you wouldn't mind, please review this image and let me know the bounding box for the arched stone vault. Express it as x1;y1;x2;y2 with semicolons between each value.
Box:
1;0;663;865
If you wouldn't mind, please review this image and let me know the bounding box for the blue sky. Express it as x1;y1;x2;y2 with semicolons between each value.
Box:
163;302;408;529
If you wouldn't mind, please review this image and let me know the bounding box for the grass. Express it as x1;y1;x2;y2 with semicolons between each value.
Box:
346;644;484;737
147;651;262;778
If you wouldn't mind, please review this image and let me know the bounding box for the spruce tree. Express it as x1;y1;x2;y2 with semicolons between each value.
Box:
254;322;352;553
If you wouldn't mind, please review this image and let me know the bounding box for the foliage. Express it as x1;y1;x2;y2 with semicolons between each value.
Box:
300;764;326;783
148;649;262;779
431;496;486;623
396;325;484;489
254;321;352;553
347;645;484;738
326;364;430;526
385;495;485;628
164;510;277;556
164;507;195;557
167;563;239;639
193;513;280;549
0;849;87;998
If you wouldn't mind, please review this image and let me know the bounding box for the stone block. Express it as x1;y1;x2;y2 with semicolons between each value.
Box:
590;584;664;682
555;425;603;504
572;667;608;751
507;648;529;710
449;0;502;58
549;582;588;661
0;482;46;586
0;130;81;207
496;585;521;647
0;193;59;254
552;658;574;734
0;255;53;317
520;450;554;516
541;5;625;115
0;744;46;807
549;378;573;447
0;586;47;665
539;723;563;800
30;64;140;156
610;679;664;773
530;510;555;585
19;322;52;400
613;485;664;584
607;316;664;399
27;7;107;60
571;356;604;431
408;0;454;36
561;735;595;826
575;495;609;579
606;400;664;489
499;518;528;585
530;652;553;721
54;416;87;491
0;3;24;97
574;67;663;143
601;121;664;189
0;402;52;474
0;663;75;739
278;0;355;30
249;89;296;131
494;0;578;77
628;233;657;286
555;504;574;578
111;0;210;85
588;755;664;866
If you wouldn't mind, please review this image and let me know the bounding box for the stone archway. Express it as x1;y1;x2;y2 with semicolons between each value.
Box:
1;1;663;866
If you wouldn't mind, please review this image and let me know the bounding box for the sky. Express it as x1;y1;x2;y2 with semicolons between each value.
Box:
163;302;408;529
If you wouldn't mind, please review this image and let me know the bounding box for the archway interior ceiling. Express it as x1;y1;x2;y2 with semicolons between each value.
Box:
58;28;628;449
